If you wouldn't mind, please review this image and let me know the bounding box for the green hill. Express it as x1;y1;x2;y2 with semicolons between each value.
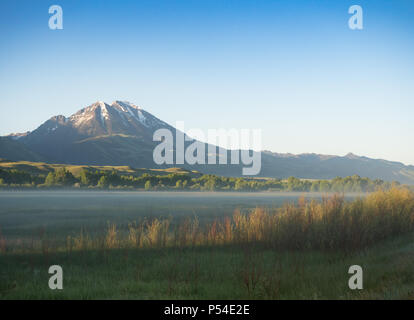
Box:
0;159;200;178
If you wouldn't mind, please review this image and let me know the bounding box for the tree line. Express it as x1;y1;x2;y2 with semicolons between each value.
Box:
0;167;404;192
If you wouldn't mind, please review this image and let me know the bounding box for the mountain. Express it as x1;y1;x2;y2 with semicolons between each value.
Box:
11;101;174;168
1;100;414;184
0;137;44;162
259;152;414;184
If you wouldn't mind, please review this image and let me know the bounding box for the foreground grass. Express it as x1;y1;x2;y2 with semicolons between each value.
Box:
1;232;414;300
1;188;413;299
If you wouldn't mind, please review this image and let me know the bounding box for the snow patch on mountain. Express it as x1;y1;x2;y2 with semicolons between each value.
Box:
6;131;30;140
48;125;58;132
98;103;110;127
112;101;149;127
113;105;129;126
137;110;148;127
70;109;95;126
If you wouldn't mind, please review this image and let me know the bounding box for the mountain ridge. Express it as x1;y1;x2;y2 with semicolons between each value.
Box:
1;100;414;184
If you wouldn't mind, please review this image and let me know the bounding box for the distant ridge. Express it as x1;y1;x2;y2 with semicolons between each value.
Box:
1;100;414;184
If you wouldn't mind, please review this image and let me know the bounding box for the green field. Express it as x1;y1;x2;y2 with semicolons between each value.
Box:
1;234;414;299
0;159;197;177
0;189;414;299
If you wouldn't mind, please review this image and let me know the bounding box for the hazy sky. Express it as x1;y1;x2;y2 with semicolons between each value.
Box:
0;0;413;164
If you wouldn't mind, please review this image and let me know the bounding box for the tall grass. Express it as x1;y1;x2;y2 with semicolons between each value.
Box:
3;187;414;254
228;187;414;251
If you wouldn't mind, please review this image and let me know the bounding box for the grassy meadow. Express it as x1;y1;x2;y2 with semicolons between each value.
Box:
0;188;414;299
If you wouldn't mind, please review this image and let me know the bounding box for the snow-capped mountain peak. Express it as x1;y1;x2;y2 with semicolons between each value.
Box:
113;100;142;110
29;100;172;139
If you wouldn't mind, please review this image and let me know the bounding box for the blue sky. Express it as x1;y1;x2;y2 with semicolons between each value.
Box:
1;0;413;164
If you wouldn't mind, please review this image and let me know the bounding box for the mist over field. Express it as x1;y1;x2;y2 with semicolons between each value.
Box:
0;191;361;241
